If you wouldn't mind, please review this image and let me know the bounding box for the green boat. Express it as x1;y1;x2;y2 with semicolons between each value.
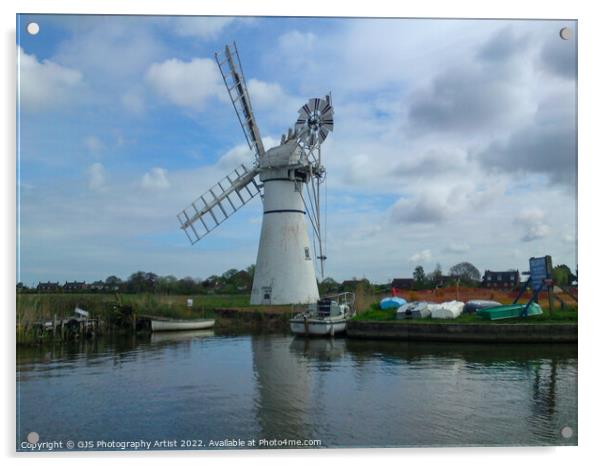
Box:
476;302;543;320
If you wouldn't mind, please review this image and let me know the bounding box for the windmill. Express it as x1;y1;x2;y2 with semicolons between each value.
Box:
177;43;333;305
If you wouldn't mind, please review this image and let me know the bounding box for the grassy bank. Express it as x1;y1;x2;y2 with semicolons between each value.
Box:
17;293;253;323
16;293;257;345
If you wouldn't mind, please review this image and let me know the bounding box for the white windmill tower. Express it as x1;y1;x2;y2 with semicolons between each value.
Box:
177;43;333;305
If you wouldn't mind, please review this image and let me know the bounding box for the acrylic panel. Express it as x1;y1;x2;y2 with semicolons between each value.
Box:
16;14;578;451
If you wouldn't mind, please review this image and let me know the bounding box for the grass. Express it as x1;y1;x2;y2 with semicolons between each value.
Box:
16;293;254;325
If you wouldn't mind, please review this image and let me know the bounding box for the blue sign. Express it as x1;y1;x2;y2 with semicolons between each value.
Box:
529;256;553;291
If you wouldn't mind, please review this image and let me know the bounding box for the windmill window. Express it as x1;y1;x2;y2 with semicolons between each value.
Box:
264;293;270;300
304;247;311;260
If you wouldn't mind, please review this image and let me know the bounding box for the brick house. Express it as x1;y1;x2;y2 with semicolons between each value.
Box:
391;278;414;290
63;281;87;292
37;281;61;292
482;270;520;290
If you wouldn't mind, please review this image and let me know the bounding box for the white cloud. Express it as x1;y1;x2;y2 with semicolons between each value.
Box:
171;17;237;39
277;31;318;72
514;208;551;242
53;17;166;81
445;243;471;254
562;233;575;244
142;167;170;190
87;163;106;191
248;79;288;109
18;46;83;111
217;136;279;170
391;193;450;224
410;249;433;263
145;57;224;111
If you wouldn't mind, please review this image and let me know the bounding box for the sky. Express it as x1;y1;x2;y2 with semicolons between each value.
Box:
16;15;577;285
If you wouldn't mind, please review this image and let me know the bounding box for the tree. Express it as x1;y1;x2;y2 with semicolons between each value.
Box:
144;272;158;292
157;275;178;294
552;264;573;287
449;262;481;285
246;264;256;281
319;277;339;294
126;271;147;293
126;271;158;293
176;276;198;295
428;263;443;287
413;266;426;289
222;268;239;281
105;275;123;291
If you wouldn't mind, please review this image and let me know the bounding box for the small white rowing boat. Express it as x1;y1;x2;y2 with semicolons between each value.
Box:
150;318;215;332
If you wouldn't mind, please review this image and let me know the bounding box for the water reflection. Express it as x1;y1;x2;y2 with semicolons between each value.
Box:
150;330;215;345
251;336;313;442
250;337;577;447
17;333;577;449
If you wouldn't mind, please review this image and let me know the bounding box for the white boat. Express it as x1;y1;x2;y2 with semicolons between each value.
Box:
430;301;465;319
290;292;355;337
150;318;215;332
396;301;432;319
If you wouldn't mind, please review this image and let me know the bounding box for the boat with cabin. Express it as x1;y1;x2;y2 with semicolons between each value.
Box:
290;292;355;337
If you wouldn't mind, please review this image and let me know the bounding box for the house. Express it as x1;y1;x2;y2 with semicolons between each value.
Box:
89;281;105;292
37;281;61;292
63;281;87;292
391;278;414;290
482;270;520;290
340;279;370;292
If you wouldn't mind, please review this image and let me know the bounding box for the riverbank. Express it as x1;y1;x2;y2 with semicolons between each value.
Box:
347;320;577;343
17;292;578;346
16;293;299;345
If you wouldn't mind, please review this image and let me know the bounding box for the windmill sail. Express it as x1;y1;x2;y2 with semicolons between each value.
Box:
215;43;265;160
177;164;261;244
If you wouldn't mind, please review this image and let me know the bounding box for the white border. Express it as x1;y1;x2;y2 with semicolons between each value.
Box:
3;1;599;465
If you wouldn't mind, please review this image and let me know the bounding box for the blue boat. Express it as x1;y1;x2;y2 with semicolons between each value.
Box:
380;296;407;310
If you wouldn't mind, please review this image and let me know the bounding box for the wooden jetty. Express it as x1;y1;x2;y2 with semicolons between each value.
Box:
31;308;100;341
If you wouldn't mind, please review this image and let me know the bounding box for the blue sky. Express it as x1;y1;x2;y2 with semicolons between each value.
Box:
16;15;577;285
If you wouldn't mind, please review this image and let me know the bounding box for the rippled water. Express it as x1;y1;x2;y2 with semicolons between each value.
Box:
17;332;577;449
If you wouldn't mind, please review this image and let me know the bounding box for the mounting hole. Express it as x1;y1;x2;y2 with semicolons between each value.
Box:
26;22;40;35
27;431;40;444
560;426;573;438
559;27;572;40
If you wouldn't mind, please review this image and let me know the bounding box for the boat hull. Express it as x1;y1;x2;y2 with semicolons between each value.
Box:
431;301;464;319
289;318;347;336
477;303;543;320
151;319;215;332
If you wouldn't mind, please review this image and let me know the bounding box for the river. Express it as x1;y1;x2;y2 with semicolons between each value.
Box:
17;332;577;450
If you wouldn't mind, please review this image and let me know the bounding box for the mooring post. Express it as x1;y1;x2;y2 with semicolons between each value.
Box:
53;314;57;339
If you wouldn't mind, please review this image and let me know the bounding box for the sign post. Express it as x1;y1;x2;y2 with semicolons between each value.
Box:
529;256;554;314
